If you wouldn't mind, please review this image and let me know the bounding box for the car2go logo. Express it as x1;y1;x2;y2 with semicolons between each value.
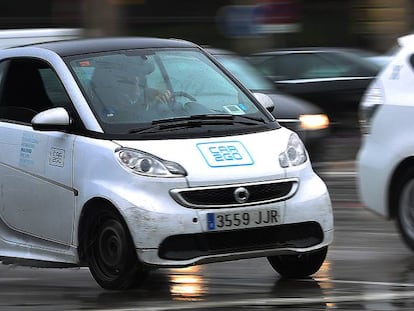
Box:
197;141;254;167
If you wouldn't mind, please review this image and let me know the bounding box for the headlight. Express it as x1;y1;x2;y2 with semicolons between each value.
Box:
359;83;383;135
117;148;187;177
279;133;307;168
299;114;329;130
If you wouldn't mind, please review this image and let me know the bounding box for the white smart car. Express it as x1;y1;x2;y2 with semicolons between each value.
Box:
358;34;414;250
0;37;332;290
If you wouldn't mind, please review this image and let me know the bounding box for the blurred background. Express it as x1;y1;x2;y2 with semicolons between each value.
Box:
0;0;411;163
0;0;410;53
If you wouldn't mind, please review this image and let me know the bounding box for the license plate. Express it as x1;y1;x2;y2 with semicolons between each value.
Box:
207;208;280;231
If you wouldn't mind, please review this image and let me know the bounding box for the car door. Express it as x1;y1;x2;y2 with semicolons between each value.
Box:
0;57;76;245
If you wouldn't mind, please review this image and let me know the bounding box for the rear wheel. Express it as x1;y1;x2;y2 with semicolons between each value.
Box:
87;209;147;290
396;171;414;251
267;247;327;278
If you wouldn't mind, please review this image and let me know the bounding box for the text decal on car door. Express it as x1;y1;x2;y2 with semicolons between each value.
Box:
196;141;254;167
19;132;47;173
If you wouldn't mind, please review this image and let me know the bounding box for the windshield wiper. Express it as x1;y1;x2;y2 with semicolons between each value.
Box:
232;114;265;123
128;114;265;134
152;114;265;125
152;114;234;124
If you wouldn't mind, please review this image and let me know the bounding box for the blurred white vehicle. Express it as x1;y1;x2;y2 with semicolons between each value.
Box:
358;34;414;250
0;28;81;49
0;36;332;290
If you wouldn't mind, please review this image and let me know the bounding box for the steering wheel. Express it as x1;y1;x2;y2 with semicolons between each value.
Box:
153;90;209;116
172;91;197;103
172;91;209;113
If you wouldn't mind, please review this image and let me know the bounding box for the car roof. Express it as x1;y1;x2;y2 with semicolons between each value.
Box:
10;37;198;57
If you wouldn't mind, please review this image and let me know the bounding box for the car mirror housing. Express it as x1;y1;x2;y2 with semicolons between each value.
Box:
31;107;71;131
253;92;275;112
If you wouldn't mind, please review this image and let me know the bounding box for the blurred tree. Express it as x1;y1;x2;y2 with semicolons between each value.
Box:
50;0;82;28
352;0;412;52
0;0;412;52
81;0;123;36
0;1;52;28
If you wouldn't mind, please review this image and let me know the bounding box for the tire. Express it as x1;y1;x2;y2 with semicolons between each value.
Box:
396;173;414;251
87;210;147;290
267;247;327;278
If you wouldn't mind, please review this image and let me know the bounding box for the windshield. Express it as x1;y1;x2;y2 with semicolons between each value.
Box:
68;48;274;135
214;54;275;91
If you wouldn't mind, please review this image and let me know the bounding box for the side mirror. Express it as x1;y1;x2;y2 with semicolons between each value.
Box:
253;92;275;112
31;107;71;131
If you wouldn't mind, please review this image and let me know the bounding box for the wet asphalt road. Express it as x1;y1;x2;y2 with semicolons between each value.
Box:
1;167;414;310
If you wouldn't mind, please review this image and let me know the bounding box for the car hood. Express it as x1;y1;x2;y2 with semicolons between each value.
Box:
114;128;292;187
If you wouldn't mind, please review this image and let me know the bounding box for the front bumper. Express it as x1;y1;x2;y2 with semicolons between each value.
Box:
158;221;324;260
122;170;333;268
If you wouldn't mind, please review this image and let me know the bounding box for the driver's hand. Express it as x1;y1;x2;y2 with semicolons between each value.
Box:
155;90;173;104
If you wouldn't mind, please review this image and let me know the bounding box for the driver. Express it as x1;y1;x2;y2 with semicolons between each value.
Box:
122;74;173;111
90;56;175;122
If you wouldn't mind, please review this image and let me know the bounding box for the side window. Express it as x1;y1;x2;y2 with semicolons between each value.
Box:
264;53;346;80
39;68;71;107
259;55;305;80
0;58;70;123
257;58;283;78
270;55;304;80
301;53;347;79
324;52;379;77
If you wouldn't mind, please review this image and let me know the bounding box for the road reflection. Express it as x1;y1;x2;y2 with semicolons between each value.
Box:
165;263;335;310
168;266;206;301
316;260;337;309
5;201;414;310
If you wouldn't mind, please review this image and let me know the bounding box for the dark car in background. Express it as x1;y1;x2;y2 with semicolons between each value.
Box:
247;48;380;133
206;47;330;160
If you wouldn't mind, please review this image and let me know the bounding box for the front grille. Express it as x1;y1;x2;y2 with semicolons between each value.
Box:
158;221;323;260
170;178;298;208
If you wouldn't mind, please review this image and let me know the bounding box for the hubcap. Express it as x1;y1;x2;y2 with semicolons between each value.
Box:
99;226;122;268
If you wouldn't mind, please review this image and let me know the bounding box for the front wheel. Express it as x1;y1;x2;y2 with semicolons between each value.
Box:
87;211;147;290
267;247;327;278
